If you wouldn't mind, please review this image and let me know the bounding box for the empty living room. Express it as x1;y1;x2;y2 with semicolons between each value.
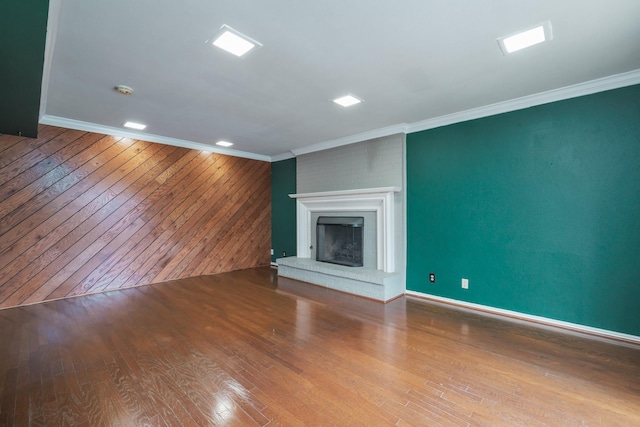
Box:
2;1;640;425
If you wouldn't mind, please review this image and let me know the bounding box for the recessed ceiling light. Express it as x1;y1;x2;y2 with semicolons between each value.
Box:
123;121;147;130
498;21;552;54
211;25;261;57
216;140;234;147
333;95;362;107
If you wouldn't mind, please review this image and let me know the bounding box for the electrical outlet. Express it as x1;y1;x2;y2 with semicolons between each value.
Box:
461;278;469;289
429;273;436;283
282;251;286;257
270;248;274;256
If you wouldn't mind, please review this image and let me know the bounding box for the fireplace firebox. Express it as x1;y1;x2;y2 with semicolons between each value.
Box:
316;216;364;267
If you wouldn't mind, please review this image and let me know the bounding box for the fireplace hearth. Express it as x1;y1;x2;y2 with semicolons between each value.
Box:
277;187;404;302
316;216;363;267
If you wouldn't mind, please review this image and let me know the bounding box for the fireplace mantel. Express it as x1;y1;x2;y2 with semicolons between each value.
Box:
290;187;401;200
289;187;400;273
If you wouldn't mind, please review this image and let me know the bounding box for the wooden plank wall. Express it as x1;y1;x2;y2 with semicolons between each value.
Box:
0;125;272;309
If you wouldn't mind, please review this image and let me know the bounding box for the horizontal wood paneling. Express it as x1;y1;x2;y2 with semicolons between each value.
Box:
0;125;271;309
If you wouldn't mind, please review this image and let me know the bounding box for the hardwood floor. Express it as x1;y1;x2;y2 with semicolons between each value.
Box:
1;267;639;426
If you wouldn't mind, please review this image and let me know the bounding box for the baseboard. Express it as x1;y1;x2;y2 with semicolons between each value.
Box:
406;290;640;347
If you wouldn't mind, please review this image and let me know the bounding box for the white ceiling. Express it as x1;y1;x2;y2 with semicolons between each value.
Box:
40;0;640;161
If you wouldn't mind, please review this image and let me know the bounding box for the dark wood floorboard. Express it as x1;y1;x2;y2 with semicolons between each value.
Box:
0;267;639;426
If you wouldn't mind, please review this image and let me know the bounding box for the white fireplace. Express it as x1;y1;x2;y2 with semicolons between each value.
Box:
276;187;404;302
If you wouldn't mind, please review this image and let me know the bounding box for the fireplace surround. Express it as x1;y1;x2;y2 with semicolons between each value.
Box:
276;187;404;302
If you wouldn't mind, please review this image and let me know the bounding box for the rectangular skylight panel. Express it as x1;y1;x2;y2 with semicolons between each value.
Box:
333;95;362;107
211;25;261;57
498;21;552;54
213;31;255;56
503;26;545;53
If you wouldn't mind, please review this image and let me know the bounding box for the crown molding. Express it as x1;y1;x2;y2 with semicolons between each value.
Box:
406;68;640;134
269;151;296;162
39;115;271;162
286;69;640;159
291;123;409;156
40;70;640;162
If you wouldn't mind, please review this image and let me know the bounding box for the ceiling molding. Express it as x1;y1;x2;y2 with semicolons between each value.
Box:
278;69;640;160
40;2;640;161
39;115;272;162
270;152;296;162
406;68;640;134
42;69;640;163
290;123;409;157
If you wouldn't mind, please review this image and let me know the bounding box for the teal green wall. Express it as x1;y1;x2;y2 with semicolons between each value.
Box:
0;0;50;137
271;158;297;263
407;84;640;336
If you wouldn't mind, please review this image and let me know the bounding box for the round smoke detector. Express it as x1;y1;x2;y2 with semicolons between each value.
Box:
115;85;133;95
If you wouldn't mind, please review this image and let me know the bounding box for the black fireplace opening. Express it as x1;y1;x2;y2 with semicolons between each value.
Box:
316;216;364;267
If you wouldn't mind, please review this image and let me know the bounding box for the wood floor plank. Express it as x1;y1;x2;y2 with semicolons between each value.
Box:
2;268;637;425
0;367;17;426
0;134;28;154
0;126;68;171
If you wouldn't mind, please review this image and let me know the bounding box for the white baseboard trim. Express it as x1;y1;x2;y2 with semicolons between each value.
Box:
405;290;640;347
